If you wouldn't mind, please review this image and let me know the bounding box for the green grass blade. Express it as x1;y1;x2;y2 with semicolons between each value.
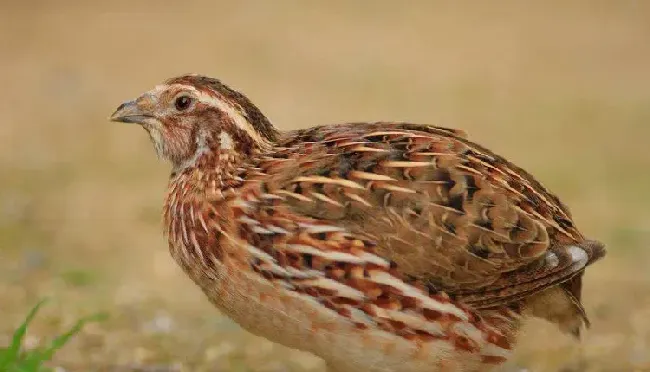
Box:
14;349;47;371
37;312;108;362
0;299;49;369
20;348;59;372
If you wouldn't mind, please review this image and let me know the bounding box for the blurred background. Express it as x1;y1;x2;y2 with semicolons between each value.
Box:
1;1;649;371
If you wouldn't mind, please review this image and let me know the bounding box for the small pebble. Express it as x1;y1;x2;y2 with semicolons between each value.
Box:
142;312;174;334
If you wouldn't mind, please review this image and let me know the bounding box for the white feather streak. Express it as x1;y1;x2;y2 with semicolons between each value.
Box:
368;271;468;320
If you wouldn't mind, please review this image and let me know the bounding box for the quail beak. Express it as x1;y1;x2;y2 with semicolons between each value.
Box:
110;100;152;124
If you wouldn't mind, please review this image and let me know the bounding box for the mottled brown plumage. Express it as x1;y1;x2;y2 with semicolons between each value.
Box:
111;74;605;372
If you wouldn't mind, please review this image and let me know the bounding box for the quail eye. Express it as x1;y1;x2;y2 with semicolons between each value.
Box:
174;96;193;111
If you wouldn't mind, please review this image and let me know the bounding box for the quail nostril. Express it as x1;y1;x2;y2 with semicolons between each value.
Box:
110;99;147;123
115;101;129;111
112;100;137;116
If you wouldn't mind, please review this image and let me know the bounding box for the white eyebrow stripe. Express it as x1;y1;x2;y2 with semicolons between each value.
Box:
169;84;270;147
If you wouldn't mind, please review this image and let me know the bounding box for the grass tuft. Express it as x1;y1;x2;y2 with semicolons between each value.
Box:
0;300;107;372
